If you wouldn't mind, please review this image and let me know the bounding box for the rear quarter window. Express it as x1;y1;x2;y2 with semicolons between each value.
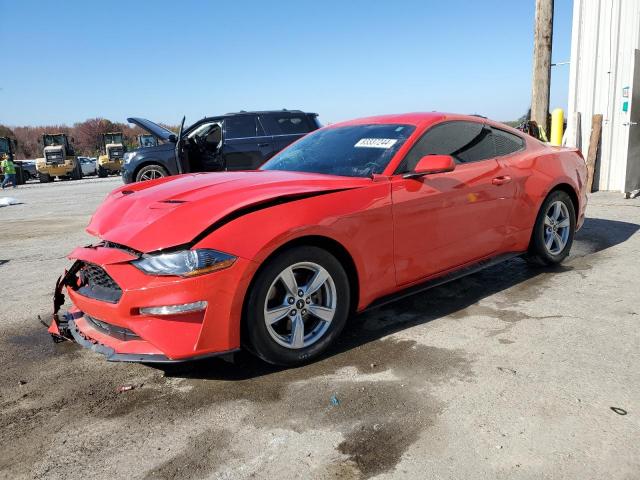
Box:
492;128;525;156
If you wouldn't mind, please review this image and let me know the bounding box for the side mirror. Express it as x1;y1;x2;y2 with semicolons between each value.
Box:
168;134;177;143
404;155;456;179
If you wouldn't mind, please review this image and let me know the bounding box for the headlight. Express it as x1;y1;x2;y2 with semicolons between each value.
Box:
123;152;136;164
132;249;236;277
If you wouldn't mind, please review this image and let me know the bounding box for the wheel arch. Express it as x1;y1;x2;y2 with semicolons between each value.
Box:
132;160;169;181
548;182;579;216
239;234;360;344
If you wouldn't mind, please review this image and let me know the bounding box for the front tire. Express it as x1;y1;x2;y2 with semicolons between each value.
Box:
244;246;350;366
39;173;52;183
526;190;576;266
98;166;108;178
136;164;168;182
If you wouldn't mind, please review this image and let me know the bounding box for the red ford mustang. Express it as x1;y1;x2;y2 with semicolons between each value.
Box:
49;113;588;366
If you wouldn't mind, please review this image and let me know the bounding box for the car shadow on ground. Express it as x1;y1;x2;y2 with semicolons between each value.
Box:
158;216;639;381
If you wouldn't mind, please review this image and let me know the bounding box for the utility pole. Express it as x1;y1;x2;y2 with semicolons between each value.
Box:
531;0;554;135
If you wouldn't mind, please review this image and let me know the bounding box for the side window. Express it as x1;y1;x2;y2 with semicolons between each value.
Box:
260;114;312;135
492;128;525;156
397;121;496;173
225;116;259;139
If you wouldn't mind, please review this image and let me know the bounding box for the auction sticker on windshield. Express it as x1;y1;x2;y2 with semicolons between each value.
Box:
354;138;398;149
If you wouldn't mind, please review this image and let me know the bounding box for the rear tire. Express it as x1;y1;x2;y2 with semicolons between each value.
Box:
39;173;52;183
98;166;108;178
526;190;576;266
136;164;168;182
244;246;350;366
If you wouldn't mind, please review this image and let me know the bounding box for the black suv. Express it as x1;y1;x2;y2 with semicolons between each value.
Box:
123;110;321;183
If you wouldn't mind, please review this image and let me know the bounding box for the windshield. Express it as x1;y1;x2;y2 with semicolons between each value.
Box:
188;122;221;139
138;135;158;148
44;135;67;147
261;124;415;177
104;133;123;145
0;138;9;154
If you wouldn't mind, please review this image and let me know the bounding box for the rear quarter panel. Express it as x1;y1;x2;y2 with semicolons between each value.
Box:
502;144;587;251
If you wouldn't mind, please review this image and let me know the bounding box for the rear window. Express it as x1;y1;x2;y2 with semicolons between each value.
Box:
260;114;314;135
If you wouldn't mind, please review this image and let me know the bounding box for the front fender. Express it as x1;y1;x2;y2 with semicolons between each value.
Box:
194;182;396;311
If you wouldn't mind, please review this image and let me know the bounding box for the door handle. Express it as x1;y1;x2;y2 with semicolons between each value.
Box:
258;143;271;147
492;175;512;185
622;122;638;127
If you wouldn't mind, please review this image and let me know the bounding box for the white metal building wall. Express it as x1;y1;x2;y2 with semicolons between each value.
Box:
567;0;640;191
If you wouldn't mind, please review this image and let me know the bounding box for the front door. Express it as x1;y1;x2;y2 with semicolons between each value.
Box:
391;121;515;285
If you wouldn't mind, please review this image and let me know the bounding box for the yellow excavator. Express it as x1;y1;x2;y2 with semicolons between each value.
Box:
97;132;126;177
35;133;82;182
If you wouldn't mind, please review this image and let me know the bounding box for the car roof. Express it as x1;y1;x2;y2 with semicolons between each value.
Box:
328;112;512;129
200;110;318;122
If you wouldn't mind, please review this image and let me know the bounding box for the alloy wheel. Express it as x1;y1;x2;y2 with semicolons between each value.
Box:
264;261;337;349
139;168;165;181
543;200;571;255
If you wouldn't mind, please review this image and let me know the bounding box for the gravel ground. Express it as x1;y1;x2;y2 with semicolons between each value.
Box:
0;178;639;479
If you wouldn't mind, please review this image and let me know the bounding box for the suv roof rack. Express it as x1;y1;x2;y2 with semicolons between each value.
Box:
222;109;307;116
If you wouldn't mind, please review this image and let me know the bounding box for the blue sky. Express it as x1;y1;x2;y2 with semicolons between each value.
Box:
0;0;573;126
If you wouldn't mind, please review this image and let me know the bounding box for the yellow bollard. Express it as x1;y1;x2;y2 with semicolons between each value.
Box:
550;108;564;146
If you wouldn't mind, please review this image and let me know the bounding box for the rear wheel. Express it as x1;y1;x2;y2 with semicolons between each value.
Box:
98;166;108;178
39;172;52;183
244;246;350;366
526;190;576;266
136;164;168;182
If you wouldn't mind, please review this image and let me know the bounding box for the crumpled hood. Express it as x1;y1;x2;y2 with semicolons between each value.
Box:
87;170;370;252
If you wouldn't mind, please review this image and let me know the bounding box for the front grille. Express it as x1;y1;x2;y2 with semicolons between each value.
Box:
85;315;139;341
77;262;122;303
108;147;124;160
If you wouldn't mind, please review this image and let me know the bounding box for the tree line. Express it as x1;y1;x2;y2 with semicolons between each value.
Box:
0;118;177;160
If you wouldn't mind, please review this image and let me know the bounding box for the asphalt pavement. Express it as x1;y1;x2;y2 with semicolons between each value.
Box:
1;177;638;479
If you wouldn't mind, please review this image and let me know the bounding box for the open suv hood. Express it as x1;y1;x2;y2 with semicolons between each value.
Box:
86;170;371;253
127;117;176;142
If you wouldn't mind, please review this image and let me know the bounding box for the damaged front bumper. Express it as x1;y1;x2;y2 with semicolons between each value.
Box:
47;246;251;363
50;310;226;363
